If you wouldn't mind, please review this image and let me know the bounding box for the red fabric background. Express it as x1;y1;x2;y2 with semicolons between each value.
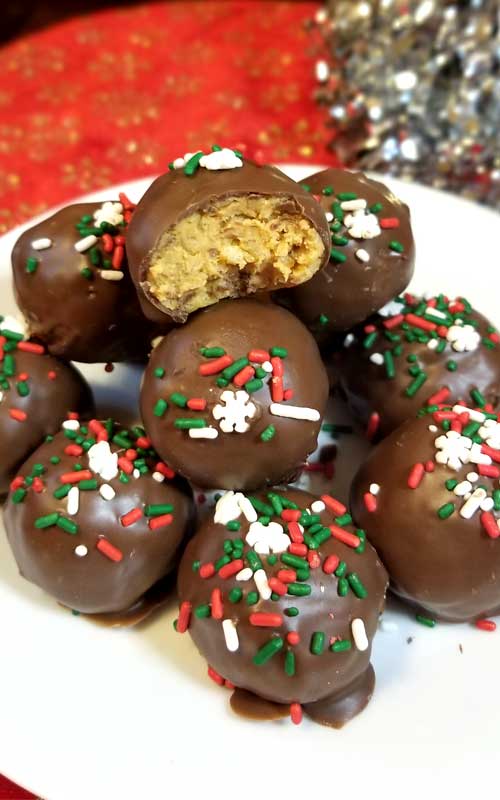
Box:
0;1;333;796
0;0;337;236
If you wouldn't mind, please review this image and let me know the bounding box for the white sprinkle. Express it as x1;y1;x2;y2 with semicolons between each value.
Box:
31;237;52;250
454;480;472;497
236;567;253;582
428;424;438;433
427;338;439;351
100;270;124;281
344;333;355;347
152;471;165;483
453;405;486;423
481;497;495;512
133;469;140;479
63;419;80;431
355;248;370;263
325;212;333;222
467;472;479;483
254;568;271;600
67;486;80;516
214;491;241;525
340;198;367;211
380;619;399;633
315;59;329;82
425;306;447;320
369;353;384;365
369;483;381;496
246;520;290;555
0;391;3;404
270;403;320;422
93;201;123;227
352;618;369;651
320;583;325;593
188;426;219;439
237;494;258;523
222;619;239;652
99;483;115;501
199;148;243;171
75;545;88;558
261;360;273;373
460;487;487;519
74;234;98;253
88;440;119;481
311;500;326;513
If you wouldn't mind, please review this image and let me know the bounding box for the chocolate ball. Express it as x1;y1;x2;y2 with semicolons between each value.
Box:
4;419;194;615
351;405;500;622
176;488;388;725
0;320;93;494
279;168;415;339
126;152;331;323
12;200;167;363
140;300;329;490
337;293;500;440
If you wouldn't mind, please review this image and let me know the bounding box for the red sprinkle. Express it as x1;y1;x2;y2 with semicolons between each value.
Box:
199;562;215;579
271;357;284;377
125;449;138;461
198;355;233;376
64;444;83;457
407;463;425;489
187;398;207;411
10;476;25;491
363;492;377;513
119;191;136;211
268;577;287;596
207;666;224;686
481;445;500;463
277;569;296;583
427;386;451;406
17;341;45;355
436;325;449;339
405;313;436;332
89;419;108;440
290;703;303;725
118;456;134;475
210;588;223;619
249;613;283;627
364;324;376;334
136;435;151;448
481;511;500;539
224;680;235;690
478;464;500;479
283;389;294;401
68;412;80;420
433;410;457;422
155;462;175;479
475;619;496;632
321;494;347;516
379;217;400;229
233;365;255;387
424;460;435;472
114;235;126;246
17;372;29;381
176;601;192;633
281;509;301;523
329;525;361;549
489;332;500;344
287;522;304;544
308;551;321;569
102;233;114;253
60;470;92;484
148;513;173;530
218;559;244;579
450;420;462;434
112;245;124;270
323;554;340;574
289;543;307;557
383;314;405;330
47;370;57;380
120;507;143;527
366;412;380;441
9;408;27;422
248;349;270;363
271;376;284;402
287;632;300;646
32;477;44;493
96;538;123;563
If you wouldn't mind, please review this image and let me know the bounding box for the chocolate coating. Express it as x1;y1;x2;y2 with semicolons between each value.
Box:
4;420;194;614
351;410;500;622
0;330;93;495
12;202;167;363
140;300;329;490
126;159;331;322
337;294;500;439
280;168;415;338
177;488;388;710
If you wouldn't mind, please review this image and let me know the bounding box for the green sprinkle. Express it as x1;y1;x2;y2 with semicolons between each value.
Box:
330;220;342;232
249;497;274;516
26;257;38;274
270;347;288;358
284;607;299;617
463;421;481;438
183;151;204;175
416;614;436;628
35;512;60;529
89;247;101;266
214;554;231;571
436;339;447;354
192;560;201;572
246;550;263;572
384;350;395;379
3;354;15;376
331;640;352;653
437;502;455;519
144;503;174;517
195;604;211;618
338;577;349;596
170;392;188;408
32;463;45;476
226;520;241;531
331;249;347;263
223;539;233;555
11;488;27;504
389;240;404;253
446;360;458;372
78;479;98;491
221;357;249;380
493;490;500;511
332;202;344;221
370;202;383;213
470;388;486;408
153;399;168;417
363;331;378;349
332;235;349;246
53;484;71;500
80;267;93;280
229;588;243;603
15;380;29;397
311;527;331;547
335;513;352;527
310;631;325;655
287;583;311;597
246;591;259;605
56;516;78;535
267;554;278;566
319;314;329;326
260;424;276;442
216;377;229;388
253;637;284;666
355;528;366;554
154;367;165;378
347;573;368;598
335;560;347;578
174;418;207;429
119;471;130;484
295;567;310;582
445;478;459;491
337;191;357;201
405;372;428;397
200;346;226;358
322;185;334;196
245;378;263;394
267;492;283;515
301;183;311;192
281;553;308;570
285;650;296;676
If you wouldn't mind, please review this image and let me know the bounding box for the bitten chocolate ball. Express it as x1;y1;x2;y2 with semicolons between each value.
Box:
12;198;167;363
177;488;388;727
0;318;93;495
4;419;194;615
279;168;415;339
351;403;500;622
140;300;329;491
337;293;500;440
126;149;331;323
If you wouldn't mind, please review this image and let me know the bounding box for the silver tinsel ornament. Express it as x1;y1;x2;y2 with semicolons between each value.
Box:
311;0;499;207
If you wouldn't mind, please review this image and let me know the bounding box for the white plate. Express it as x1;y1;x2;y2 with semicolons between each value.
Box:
0;167;499;800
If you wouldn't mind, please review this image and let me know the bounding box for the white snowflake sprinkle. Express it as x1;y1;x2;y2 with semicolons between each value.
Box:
93;201;124;227
447;323;481;353
245;520;291;555
434;431;472;471
213;390;256;433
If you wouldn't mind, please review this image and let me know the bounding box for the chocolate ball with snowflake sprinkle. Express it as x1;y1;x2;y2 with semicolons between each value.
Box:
351;401;500;622
140;299;329;491
177;487;387;726
4;418;194;615
335;293;500;440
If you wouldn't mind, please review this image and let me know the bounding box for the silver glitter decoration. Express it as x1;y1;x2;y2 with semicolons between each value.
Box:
310;0;500;207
